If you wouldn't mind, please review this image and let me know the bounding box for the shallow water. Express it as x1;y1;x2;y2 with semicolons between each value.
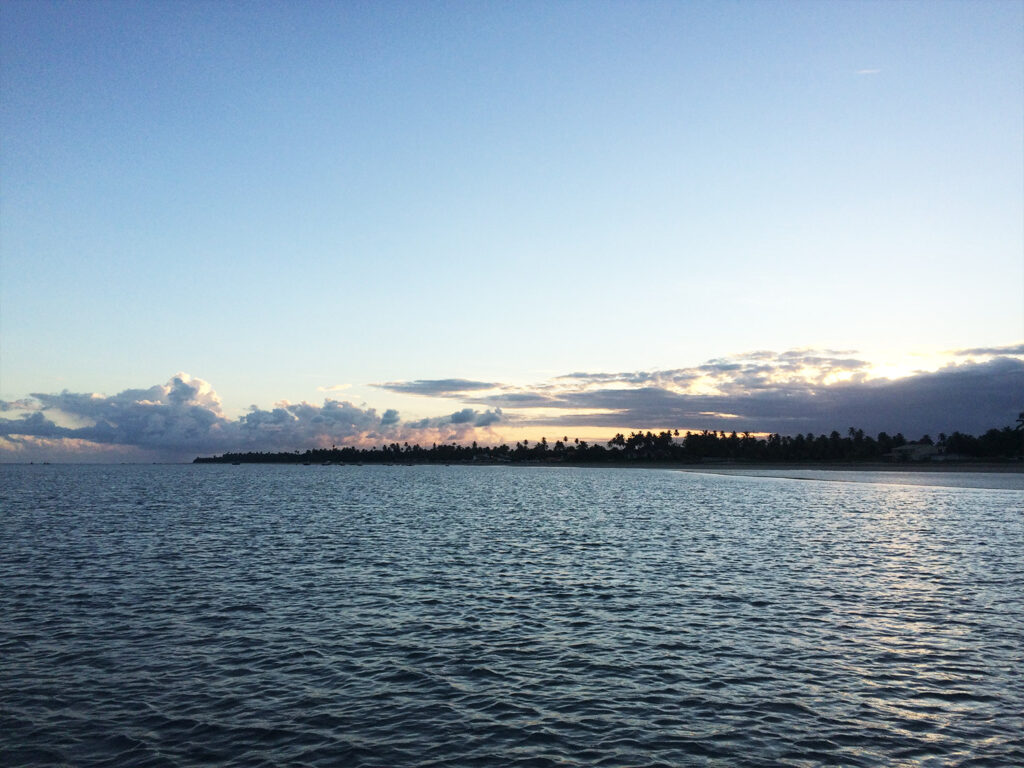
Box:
2;464;1022;767
695;467;1024;491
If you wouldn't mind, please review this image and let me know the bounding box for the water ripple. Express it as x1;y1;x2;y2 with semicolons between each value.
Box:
1;464;1022;767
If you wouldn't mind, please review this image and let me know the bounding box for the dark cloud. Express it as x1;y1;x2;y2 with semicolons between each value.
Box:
473;409;503;427
0;411;69;438
372;379;497;396
466;392;557;407
953;343;1024;356
0;398;42;412
506;358;1024;437
450;408;476;424
412;408;504;428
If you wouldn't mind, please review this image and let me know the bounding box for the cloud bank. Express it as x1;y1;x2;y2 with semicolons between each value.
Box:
473;357;1022;437
407;347;1023;437
0;373;503;462
2;346;1021;461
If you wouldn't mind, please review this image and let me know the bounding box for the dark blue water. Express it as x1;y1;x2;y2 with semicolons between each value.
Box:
2;464;1022;767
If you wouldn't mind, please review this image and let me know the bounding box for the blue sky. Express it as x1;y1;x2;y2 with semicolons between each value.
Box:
1;1;1022;459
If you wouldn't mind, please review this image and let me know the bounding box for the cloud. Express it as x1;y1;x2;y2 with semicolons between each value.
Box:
557;370;676;385
449;408;476;424
473;409;503;427
543;351;872;396
0;398;42;412
0;435;164;464
856;69;881;75
0;374;407;461
951;343;1024;357
317;383;351;392
4;345;1021;461
8;374;229;451
0;411;68;438
460;350;1023;437
0;374;511;461
410;408;503;428
477;392;558;406
372;379;497;396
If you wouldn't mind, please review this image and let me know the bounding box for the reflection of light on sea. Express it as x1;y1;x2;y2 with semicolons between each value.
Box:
843;486;981;742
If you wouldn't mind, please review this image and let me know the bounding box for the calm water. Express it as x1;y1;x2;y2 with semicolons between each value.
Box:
2;464;1022;767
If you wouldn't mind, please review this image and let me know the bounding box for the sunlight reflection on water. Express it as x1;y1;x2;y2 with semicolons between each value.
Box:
690;467;1024;490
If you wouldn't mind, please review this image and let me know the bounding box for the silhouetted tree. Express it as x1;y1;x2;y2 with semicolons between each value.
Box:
195;419;1023;465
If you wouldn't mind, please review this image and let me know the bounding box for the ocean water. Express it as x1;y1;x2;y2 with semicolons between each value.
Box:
1;464;1022;767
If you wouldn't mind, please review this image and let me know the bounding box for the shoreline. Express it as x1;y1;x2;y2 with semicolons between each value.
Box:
557;460;1024;474
674;461;1024;474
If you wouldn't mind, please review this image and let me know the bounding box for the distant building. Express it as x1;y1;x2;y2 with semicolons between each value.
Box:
889;443;942;462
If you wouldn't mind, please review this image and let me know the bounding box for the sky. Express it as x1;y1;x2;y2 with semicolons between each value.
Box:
1;0;1022;461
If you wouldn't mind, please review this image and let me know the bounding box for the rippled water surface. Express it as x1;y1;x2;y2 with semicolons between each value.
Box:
2;464;1023;767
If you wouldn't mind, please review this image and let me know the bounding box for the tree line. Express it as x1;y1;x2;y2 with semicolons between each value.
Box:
195;418;1023;464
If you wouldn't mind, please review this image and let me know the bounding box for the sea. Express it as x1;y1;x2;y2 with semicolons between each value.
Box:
2;463;1022;767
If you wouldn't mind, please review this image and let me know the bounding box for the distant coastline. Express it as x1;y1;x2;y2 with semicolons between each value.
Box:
194;422;1023;467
